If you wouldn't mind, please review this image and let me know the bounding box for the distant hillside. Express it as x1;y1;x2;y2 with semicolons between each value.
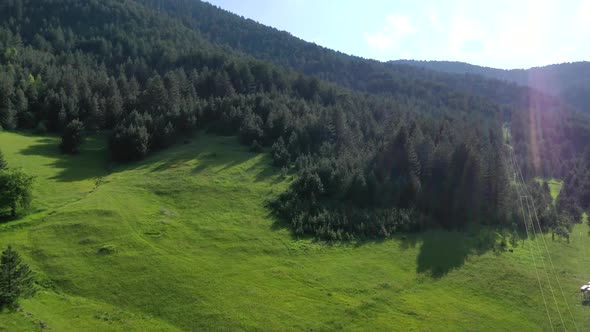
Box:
143;0;566;110
392;60;590;112
391;60;526;82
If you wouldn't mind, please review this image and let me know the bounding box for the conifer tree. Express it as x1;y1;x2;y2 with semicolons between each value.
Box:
0;149;7;170
0;245;35;308
60;119;85;154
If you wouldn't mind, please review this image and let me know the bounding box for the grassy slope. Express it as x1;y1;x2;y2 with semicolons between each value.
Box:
1;131;589;331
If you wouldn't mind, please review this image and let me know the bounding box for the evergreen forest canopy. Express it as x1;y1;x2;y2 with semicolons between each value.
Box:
0;0;590;240
392;60;590;114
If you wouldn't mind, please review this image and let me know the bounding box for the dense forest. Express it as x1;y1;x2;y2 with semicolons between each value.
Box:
0;0;589;240
394;60;590;114
140;0;580;115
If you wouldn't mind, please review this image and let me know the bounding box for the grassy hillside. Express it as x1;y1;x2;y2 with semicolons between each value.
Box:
1;131;590;331
547;180;564;201
535;178;563;202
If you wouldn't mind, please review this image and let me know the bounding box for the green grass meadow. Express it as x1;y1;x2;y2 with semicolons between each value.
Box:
535;178;564;202
1;131;590;331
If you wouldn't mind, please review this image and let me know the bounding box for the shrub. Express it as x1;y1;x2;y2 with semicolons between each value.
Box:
0;169;34;218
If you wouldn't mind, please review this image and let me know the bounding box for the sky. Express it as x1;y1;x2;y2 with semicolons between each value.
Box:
205;0;590;69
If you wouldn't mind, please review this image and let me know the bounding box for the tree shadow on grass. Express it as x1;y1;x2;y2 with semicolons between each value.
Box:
188;147;282;184
123;133;283;187
250;157;287;185
190;151;247;175
124;133;248;175
345;228;494;279
269;209;497;280
17;135;107;182
399;228;496;279
269;211;290;232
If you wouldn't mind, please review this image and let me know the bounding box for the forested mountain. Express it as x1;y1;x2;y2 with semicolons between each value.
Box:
393;60;590;113
140;0;570;110
0;0;589;240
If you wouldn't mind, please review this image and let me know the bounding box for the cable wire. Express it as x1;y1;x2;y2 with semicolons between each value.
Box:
513;156;579;332
510;154;555;331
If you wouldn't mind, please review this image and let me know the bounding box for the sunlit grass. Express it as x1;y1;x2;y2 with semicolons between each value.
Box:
1;131;589;331
535;178;563;202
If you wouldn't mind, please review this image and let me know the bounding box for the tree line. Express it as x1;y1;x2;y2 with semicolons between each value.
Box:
122;0;590;228
1;0;588;240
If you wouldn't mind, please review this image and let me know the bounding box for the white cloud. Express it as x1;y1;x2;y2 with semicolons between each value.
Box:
385;14;418;36
480;0;555;67
364;32;396;53
440;0;574;68
447;16;486;56
364;14;418;53
426;10;439;27
361;0;587;68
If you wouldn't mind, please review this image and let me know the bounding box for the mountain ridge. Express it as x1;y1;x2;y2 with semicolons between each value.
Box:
391;60;590;112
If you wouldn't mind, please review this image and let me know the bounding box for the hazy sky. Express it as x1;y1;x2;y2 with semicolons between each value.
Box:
205;0;589;69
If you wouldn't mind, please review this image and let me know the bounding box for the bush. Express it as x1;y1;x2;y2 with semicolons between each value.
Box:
0;169;34;218
97;245;116;255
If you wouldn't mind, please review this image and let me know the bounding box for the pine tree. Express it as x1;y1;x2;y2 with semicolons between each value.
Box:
0;245;35;308
105;79;123;128
60;119;85;154
0;99;17;131
86;96;103;132
109;112;150;161
126;76;140;111
0;149;7;170
56;106;68;132
239;111;264;145
164;71;181;114
0;74;16;130
271;137;290;167
14;88;28;119
143;74;168;115
213;71;235;98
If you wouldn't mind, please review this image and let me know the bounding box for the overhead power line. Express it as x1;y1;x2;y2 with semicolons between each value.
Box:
513;155;579;332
